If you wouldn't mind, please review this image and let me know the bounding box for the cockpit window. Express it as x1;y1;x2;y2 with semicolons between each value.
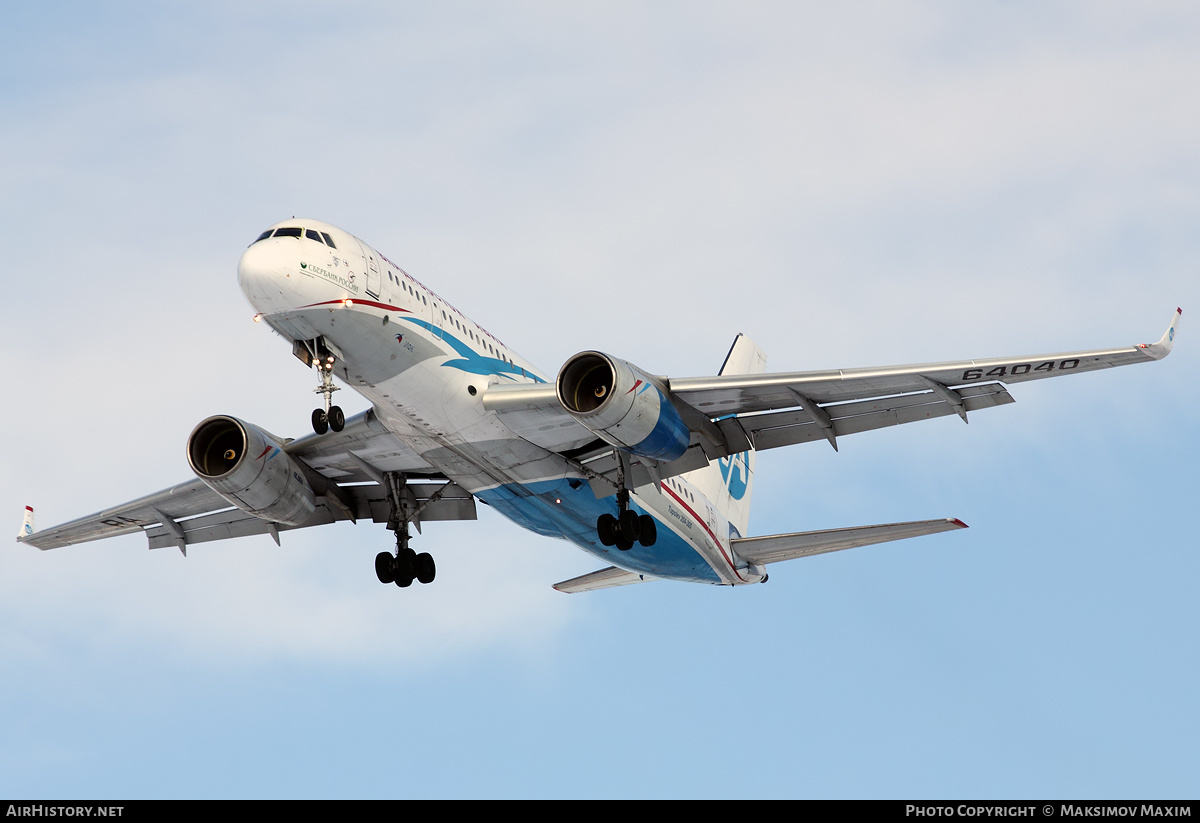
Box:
250;226;340;247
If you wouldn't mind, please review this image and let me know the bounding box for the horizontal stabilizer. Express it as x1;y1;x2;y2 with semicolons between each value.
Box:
733;517;968;566
553;566;654;594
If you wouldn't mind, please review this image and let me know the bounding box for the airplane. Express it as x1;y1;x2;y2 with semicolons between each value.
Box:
16;219;1182;593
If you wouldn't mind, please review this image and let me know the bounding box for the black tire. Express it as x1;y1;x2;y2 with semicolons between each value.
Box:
394;548;416;588
596;513;617;546
328;405;345;432
311;408;329;435
638;514;657;547
416;552;436;584
616;538;634;552
619;509;641;544
375;552;395;584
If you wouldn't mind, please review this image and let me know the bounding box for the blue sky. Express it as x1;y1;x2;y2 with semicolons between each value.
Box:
1;1;1197;798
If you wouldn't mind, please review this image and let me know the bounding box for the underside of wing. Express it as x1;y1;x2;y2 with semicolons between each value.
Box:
138;480;476;551
283;406;440;481
553;565;654;593
733;518;969;565
17;479;226;550
482;311;1180;496
18;408;471;553
670;308;1182;421
481;383;597;452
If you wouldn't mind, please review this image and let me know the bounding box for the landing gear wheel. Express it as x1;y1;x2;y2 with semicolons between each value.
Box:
596;513;617;546
375;552;396;584
416;552;436;584
328;405;345;432
637;514;657;547
616;538;634;552
619;509;641;544
311;408;329;435
393;547;416;588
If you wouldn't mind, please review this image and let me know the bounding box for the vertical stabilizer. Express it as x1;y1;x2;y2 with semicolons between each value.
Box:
684;334;765;540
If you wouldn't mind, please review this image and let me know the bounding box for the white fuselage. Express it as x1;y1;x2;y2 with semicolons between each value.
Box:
237;219;763;586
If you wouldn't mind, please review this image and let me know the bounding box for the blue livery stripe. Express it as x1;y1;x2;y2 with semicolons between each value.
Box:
476;479;720;584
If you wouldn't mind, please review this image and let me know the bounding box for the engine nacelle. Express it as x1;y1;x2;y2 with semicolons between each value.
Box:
186;415;316;526
556;351;690;462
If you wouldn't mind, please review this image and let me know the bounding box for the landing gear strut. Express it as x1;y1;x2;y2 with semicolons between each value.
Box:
595;458;657;552
374;472;437;588
306;345;344;435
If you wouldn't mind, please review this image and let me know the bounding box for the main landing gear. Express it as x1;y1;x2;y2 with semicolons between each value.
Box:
375;541;436;587
374;472;437;589
596;485;657;552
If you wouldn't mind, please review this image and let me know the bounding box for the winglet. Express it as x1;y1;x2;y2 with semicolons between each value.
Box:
1138;307;1182;360
17;506;35;540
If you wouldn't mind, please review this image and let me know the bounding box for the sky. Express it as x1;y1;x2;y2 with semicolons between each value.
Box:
1;1;1197;799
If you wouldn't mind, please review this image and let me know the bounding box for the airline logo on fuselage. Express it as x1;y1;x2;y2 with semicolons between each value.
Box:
300;261;360;294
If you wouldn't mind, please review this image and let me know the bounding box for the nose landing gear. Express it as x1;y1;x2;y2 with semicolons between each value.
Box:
305;346;344;435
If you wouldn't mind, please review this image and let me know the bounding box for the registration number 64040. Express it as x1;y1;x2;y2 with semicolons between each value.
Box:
961;358;1080;381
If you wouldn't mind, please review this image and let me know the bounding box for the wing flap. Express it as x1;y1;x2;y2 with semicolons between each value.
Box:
356;482;477;525
142;481;478;550
747;383;1013;451
145;505;340;550
733;517;968;565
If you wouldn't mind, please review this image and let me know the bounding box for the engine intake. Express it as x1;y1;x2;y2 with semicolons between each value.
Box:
556;351;690;462
187;415;316;526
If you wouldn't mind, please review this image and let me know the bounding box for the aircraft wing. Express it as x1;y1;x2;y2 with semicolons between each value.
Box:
731;518;968;565
487;309;1181;491
18;408;475;553
670;308;1181;452
553;566;654;593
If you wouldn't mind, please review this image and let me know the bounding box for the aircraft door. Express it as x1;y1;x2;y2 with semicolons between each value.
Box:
355;239;382;299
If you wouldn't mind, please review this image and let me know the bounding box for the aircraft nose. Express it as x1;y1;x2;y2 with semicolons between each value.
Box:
238;239;299;313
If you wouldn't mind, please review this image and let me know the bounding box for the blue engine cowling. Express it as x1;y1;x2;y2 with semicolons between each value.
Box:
186;415;317;526
556;351;690;462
